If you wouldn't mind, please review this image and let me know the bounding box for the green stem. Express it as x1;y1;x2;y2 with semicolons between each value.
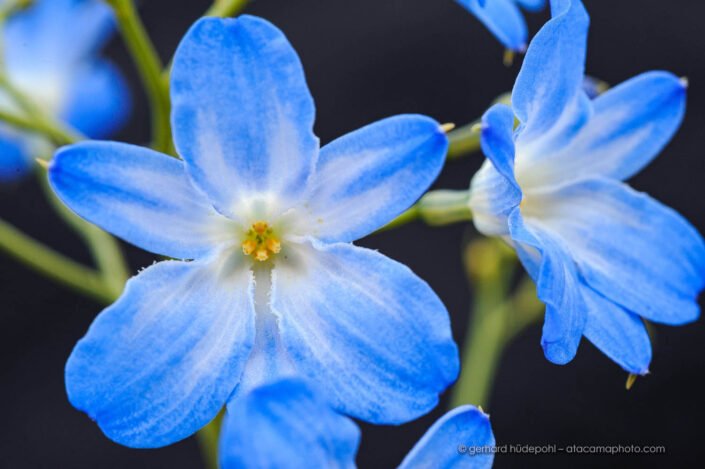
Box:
450;239;544;410
205;0;250;17
447;120;481;160
106;0;172;153
378;189;472;233
0;218;116;304
197;412;224;469
0;109;79;146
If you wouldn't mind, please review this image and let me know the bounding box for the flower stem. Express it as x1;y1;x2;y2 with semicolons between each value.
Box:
377;189;472;233
106;0;172;154
205;0;250;17
450;239;544;410
447;120;481;160
0;218;116;304
197;411;224;469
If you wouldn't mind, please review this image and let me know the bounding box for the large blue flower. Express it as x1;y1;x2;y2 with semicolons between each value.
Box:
219;378;494;468
468;0;705;373
455;0;546;52
48;15;459;448
0;0;130;182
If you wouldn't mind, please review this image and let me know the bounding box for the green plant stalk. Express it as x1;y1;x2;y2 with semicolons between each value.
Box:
197;412;224;469
0;218;116;303
447;120;481;160
205;0;250;17
377;189;472;233
106;0;172;153
450;240;544;410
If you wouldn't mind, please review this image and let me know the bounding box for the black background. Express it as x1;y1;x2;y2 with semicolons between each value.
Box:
1;0;703;467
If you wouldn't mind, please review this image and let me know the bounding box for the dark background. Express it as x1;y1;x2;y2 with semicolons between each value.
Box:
1;0;703;467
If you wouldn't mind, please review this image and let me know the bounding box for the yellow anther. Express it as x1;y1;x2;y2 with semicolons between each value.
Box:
266;238;281;254
241;239;257;256
252;221;269;235
255;248;270;262
242;221;281;262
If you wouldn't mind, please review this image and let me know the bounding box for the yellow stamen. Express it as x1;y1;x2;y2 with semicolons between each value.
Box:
255;248;269;262
241;239;257;256
252;221;269;235
266;238;281;254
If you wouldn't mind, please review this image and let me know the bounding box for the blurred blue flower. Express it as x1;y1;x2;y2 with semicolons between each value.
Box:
469;0;705;373
455;0;546;51
0;0;130;182
219;378;494;469
49;15;459;448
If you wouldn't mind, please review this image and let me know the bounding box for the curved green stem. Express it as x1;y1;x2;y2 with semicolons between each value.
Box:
450;239;544;410
447;120;481;160
106;0;172;154
205;0;250;17
0;218;116;304
378;189;472;233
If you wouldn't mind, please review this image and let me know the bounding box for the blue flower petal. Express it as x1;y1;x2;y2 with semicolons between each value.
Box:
220;379;359;469
271;240;459;424
0;127;33;182
171;16;318;216
304;115;447;243
526;178;705;326
4;0;115;73
469;104;522;236
49;142;228;260
61;60;131;138
582;287;652;375
400;406;495;469
456;0;528;51
528;72;687;185
512;0;589;143
509;210;586;364
66;259;256;448
516;0;547;12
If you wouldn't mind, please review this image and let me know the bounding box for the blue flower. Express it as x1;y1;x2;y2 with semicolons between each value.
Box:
219;378;494;469
468;0;705;373
48;15;459;448
0;0;130;182
455;0;546;52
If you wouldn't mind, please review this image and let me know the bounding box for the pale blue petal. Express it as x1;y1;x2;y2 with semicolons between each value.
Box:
509;210;586;364
303;115;447;243
0;127;32;182
4;0;115;73
400;406;495;469
456;0;528;51
528;72;687;185
527;178;705;325
66;259;256;448
582;287;652;375
220;379;359;469
171;16;318;216
49;142;229;260
469;104;521;236
272;240;459;424
61;60;131;138
512;0;589;143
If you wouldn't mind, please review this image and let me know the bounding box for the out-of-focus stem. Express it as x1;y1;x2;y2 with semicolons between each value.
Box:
205;0;250;17
0;218;115;304
377;189;472;233
106;0;172;153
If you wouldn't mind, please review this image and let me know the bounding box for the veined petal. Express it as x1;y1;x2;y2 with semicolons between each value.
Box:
526;178;705;325
302;115;447;243
512;0;589;143
400;406;495;469
469;104;521;236
61;60;131;139
509;209;586;364
456;0;528;51
220;379;359;469
171;16;318;216
528;72;687;185
49;142;230;260
66;259;256;448
271;240;459;424
582;287;652;375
